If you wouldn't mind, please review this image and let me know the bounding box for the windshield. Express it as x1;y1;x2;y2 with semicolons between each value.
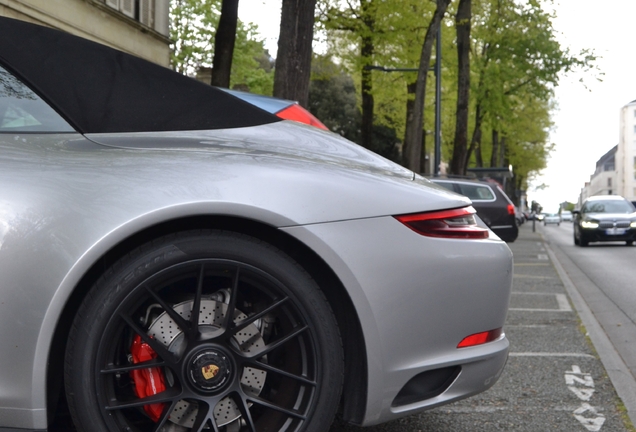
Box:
582;200;635;214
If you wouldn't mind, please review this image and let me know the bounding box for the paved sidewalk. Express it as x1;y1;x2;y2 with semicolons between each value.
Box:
330;223;633;431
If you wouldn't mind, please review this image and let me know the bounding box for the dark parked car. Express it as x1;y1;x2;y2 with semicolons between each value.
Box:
573;195;636;246
428;178;519;242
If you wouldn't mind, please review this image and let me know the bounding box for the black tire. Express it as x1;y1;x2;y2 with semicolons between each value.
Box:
580;236;589;247
627;240;634;246
65;230;344;432
574;232;580;245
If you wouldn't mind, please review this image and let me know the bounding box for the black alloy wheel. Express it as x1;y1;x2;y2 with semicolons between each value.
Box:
65;231;344;432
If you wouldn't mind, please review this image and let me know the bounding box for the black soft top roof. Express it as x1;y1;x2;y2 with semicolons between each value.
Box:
0;17;279;134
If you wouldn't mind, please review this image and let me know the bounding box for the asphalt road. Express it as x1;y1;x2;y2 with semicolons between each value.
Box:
330;222;634;432
539;221;636;421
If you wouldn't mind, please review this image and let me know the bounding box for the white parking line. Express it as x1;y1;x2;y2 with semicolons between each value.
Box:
513;274;557;279
509;293;572;312
509;352;595;358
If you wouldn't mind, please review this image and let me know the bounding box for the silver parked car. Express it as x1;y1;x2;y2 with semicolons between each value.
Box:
543;213;561;226
0;17;512;432
560;210;573;222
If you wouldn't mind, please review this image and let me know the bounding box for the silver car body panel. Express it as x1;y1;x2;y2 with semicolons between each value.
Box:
0;121;510;429
282;218;511;425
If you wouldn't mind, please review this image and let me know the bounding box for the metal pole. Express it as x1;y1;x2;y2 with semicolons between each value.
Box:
434;23;442;176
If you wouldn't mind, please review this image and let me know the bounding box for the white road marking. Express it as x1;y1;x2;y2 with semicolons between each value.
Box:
509;352;595;358
565;366;604;431
556;294;572;311
508;293;572;312
569;387;595;401
567;365;585;374
566;374;594;387
537;253;549;260
574;403;606;431
505;324;552;328
513;274;556;279
509;308;572;312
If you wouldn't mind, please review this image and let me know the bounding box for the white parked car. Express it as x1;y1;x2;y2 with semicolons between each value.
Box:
543;213;561;226
560;210;573;222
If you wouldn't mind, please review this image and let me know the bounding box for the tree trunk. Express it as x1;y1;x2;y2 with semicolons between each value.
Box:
467;103;483;168
403;81;417;168
449;0;471;175
273;0;317;108
403;0;451;172
211;0;239;88
490;129;499;167
359;0;375;150
360;34;375;150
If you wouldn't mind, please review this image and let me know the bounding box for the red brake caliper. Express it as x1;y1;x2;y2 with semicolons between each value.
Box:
130;334;167;422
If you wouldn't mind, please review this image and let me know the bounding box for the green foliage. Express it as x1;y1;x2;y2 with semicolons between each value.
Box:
309;56;361;142
170;0;220;75
308;55;400;161
319;0;437;142
317;0;595;189
170;0;273;95
230;22;274;95
561;202;576;212
465;0;595;191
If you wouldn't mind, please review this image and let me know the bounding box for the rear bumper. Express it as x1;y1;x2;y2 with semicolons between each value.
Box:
283;215;513;426
581;228;636;243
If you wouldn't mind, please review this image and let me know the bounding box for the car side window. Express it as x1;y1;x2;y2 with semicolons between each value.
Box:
457;184;495;201
434;182;456;193
0;65;74;133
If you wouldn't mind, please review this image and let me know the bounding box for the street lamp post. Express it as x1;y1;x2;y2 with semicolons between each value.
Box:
364;26;442;175
434;24;441;176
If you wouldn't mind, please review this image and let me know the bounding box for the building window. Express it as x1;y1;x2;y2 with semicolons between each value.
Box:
103;0;169;36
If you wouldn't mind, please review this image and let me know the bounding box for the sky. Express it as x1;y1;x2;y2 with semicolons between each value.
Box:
238;1;636;212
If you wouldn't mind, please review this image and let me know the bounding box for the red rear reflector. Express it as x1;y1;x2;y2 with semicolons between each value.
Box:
276;104;329;130
457;328;503;348
395;207;489;239
507;204;515;215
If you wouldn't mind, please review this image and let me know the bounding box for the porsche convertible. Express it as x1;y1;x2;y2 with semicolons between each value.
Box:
0;17;512;432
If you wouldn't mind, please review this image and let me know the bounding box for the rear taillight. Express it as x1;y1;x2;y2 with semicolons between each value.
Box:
507;204;515;215
395;206;489;239
457;328;503;348
276;104;329;130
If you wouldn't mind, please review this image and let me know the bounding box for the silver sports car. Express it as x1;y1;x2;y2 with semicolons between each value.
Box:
0;17;512;432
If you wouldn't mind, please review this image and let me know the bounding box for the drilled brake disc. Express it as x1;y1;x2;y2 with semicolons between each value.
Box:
147;300;267;427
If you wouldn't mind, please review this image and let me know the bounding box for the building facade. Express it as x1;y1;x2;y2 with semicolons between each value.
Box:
616;99;636;202
0;0;171;66
581;144;617;204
